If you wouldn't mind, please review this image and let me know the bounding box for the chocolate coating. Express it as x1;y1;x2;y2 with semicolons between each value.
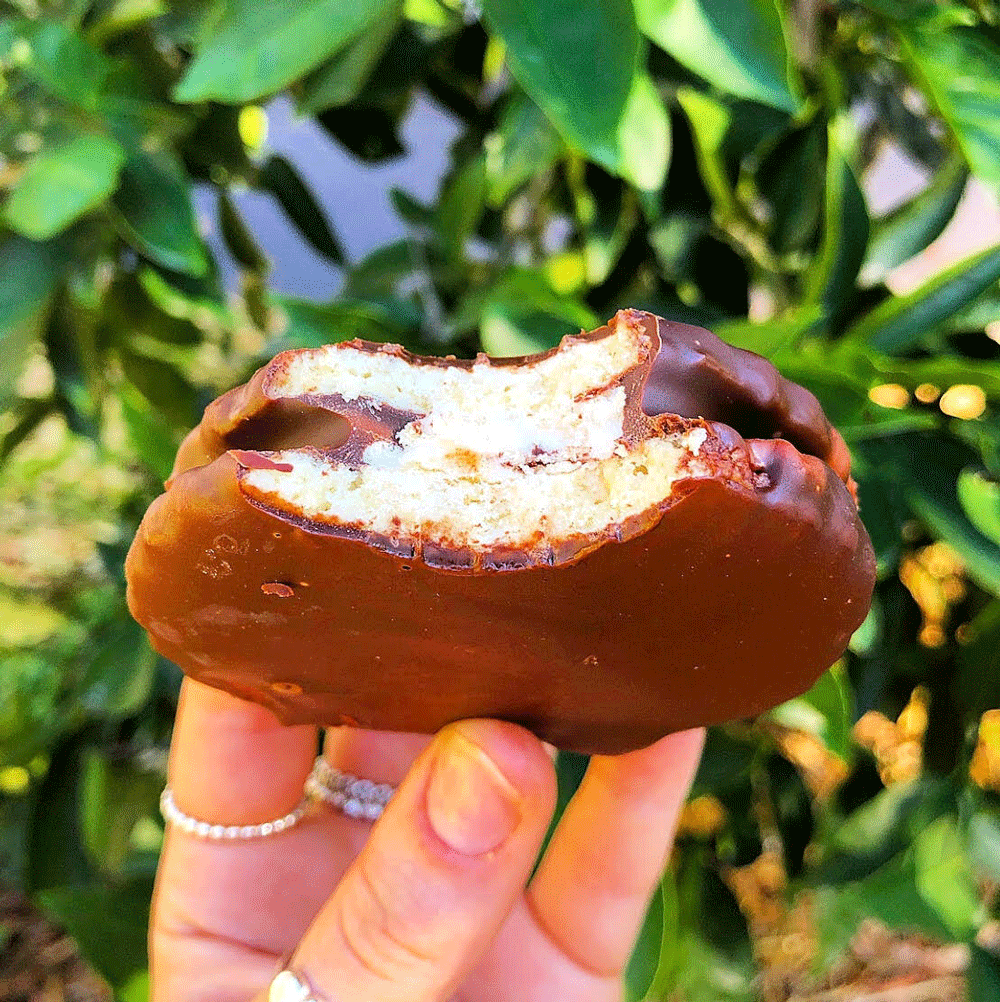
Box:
126;311;875;754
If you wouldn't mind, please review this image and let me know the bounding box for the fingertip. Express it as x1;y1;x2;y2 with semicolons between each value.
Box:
169;679;317;827
443;719;558;816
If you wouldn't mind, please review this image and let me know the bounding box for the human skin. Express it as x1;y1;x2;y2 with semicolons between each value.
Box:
151;680;705;1002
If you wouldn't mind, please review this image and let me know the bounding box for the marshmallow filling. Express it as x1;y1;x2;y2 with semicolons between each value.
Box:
240;318;711;552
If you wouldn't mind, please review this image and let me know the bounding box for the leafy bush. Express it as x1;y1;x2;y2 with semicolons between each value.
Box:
3;0;1000;997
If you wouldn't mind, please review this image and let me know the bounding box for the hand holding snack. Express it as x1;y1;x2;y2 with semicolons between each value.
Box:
152;681;705;1001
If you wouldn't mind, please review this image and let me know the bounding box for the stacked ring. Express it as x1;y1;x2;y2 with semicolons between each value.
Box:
160;758;398;840
304;757;396;821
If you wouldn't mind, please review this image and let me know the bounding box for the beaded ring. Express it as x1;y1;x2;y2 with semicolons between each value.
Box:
159;787;311;841
304;757;396;821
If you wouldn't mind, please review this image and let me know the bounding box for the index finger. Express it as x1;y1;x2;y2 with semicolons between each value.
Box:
152;680;321;1001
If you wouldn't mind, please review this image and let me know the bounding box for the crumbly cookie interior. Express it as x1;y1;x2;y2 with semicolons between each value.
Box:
241;313;710;550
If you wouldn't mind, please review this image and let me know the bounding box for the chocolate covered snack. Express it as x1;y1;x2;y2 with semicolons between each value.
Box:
126;309;875;754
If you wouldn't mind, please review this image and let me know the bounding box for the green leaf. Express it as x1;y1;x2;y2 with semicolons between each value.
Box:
756;119;827;254
435;154;488;257
968;809;1000;883
957;600;1000;717
78;618;157;720
174;0;400;103
482;0;640;172
803;118;870;324
624;878;667;1001
85;0;169;46
769;666;853;760
676;88;735;219
969;944;1000;1002
20;20;110;109
80;751;162;878
671;849;754;1001
819;779;927;881
0;237;63;406
813;851;953;968
0;399;57;463
112;151;208;276
635;0;800;112
259;155;345;265
846;242;1000;353
39;876;153;988
861;159;969;287
617;73;672;194
118;383;183;484
27;740;94;892
912;817;985;939
857;434;1000;596
714;306;822;357
894;24;1000;189
646;872;681;999
272;297;420;351
5;135;125;240
218;190;270;274
297;7;401;114
484;95;564;207
344;240;425;301
958;469;1000;547
118;348;199;428
457;268;598;356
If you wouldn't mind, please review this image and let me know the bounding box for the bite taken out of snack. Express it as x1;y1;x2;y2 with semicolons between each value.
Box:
125;309;875;754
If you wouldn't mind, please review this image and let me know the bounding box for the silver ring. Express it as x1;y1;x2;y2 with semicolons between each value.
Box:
270;970;322;1002
305;757;396;821
159;788;311;841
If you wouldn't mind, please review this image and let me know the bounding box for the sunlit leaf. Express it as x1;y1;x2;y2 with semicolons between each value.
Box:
482;0;640;172
20;20;110;109
617;73;671;195
635;0;800;112
676;88;735;219
714;306;821;357
968;809;1000;883
846;242;1000;353
958;468;1000;547
769;666;853;760
5;135;125;240
174;0;400;103
912;817;985;939
78;618;157;721
861;159;969;287
80;751;161;878
813;851;952;968
484;95;564;207
298;8;402;114
435;154;488;258
894;23;1000;188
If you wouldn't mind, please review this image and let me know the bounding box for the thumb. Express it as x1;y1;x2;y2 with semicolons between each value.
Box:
269;719;557;1002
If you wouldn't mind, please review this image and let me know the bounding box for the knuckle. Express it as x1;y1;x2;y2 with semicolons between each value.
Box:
335;858;439;983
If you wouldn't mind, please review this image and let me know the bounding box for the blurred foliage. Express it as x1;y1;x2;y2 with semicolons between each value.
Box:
3;0;1000;997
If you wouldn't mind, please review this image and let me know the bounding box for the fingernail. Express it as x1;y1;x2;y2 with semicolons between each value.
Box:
426;729;521;856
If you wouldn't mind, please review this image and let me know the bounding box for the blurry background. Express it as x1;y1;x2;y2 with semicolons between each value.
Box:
3;0;1000;999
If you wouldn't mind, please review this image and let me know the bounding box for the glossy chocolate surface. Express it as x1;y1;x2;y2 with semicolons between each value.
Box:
126;311;876;753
